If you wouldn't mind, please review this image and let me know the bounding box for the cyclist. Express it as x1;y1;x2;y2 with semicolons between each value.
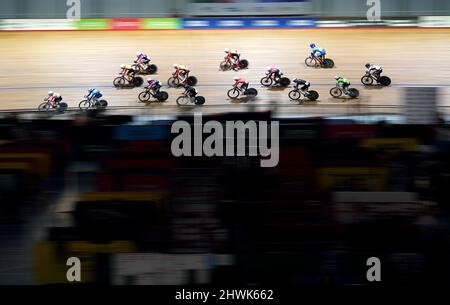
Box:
173;64;190;83
292;79;311;91
224;48;240;68
310;43;326;62
86;88;103;104
233;76;249;92
120;64;137;81
47;91;63;108
334;76;350;92
365;63;383;80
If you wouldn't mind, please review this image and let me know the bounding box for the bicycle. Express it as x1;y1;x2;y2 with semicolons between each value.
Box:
219;56;249;71
167;70;198;88
260;72;290;87
305;55;335;69
361;72;391;86
176;91;206;106
288;86;319;101
113;71;144;88
78;95;108;111
138;87;169;103
132;60;158;75
330;84;359;98
227;84;258;99
38;97;68;112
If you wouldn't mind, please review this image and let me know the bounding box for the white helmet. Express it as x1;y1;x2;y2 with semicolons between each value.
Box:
136;52;141;56
233;76;240;81
147;78;153;82
173;64;178;68
334;76;340;80
48;91;54;96
267;67;272;71
120;64;126;69
224;48;230;53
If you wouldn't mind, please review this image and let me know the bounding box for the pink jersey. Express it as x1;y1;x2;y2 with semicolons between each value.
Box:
269;68;279;74
49;93;61;101
233;78;248;87
137;54;148;62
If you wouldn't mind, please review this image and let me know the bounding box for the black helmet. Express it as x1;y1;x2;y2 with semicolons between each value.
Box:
365;63;371;68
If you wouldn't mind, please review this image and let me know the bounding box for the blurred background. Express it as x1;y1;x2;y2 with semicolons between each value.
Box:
1;0;450;287
1;0;450;18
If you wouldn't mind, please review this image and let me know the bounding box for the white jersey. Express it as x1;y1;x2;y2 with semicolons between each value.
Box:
368;65;382;72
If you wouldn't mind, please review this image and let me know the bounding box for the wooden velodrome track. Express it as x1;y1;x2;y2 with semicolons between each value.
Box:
0;28;450;116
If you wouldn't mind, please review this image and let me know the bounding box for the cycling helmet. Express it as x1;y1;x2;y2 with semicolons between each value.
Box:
233;76;240;81
88;88;94;92
365;63;371;69
48;91;54;96
224;48;230;53
310;43;316;48
136;52;141;56
147;78;153;83
267;67;272;71
173;64;178;68
120;64;126;69
334;76;340;80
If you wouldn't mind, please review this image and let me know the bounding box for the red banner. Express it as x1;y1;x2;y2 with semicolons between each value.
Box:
325;124;378;139
111;19;141;30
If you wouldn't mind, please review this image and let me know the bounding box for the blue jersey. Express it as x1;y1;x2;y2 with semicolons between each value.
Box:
312;46;326;56
88;89;103;99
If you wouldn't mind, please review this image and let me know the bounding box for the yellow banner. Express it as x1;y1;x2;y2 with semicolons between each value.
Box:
318;167;388;191
360;138;419;154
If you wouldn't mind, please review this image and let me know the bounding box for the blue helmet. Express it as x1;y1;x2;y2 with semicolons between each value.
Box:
310;43;316;48
88;88;95;92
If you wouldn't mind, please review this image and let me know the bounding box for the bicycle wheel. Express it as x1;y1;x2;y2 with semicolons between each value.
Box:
38;102;51;112
168;76;180;88
220;61;232;71
361;75;373;85
79;100;91;110
176;96;191;105
57;102;68;112
323;59;335;68
288;90;301;100
279;77;291;87
227;88;240;99
132;77;144;87
195;96;206;105
260;76;273;87
158;91;169;101
305;90;319;101
348;88;359;98
187;76;198;86
245;88;258;97
98;100;108;108
379;76;391;86
305;57;318;67
330;87;342;98
147;64;158;74
138;91;151;102
239;59;249;69
113;77;126;87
